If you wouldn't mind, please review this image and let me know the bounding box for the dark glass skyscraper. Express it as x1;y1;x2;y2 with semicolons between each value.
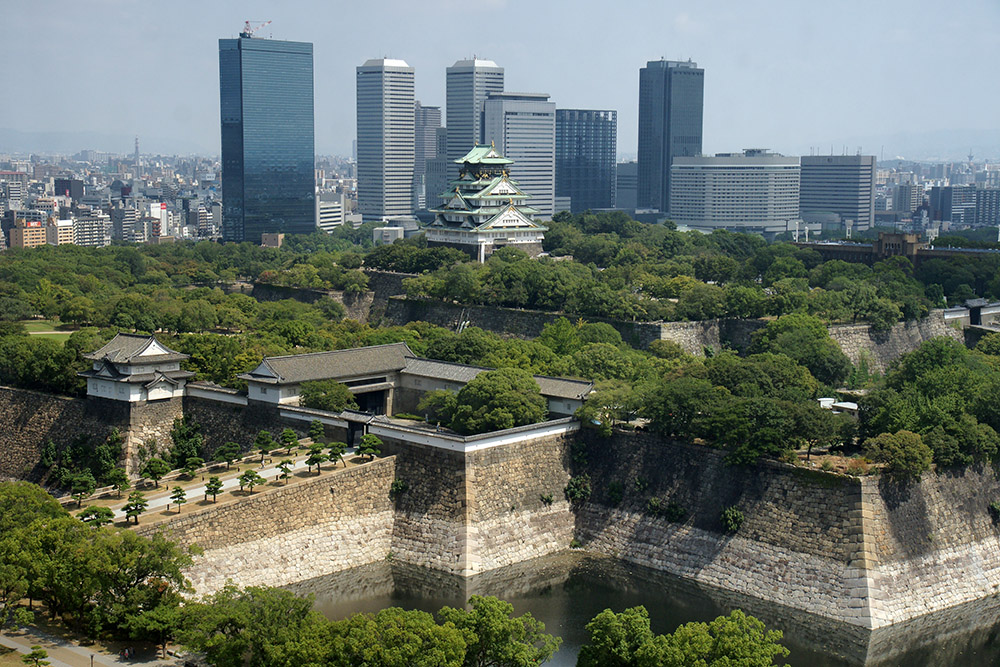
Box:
556;109;617;212
219;34;315;243
637;59;703;213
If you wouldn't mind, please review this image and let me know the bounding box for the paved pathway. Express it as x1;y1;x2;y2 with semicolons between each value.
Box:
113;446;357;519
0;627;181;666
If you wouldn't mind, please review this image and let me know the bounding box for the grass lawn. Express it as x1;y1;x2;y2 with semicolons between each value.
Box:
29;331;73;343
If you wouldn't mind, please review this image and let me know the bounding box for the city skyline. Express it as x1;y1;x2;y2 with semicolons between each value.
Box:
3;0;1000;161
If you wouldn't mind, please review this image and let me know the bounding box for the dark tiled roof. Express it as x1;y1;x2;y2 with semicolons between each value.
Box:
239;342;414;385
402;357;593;401
83;333;188;363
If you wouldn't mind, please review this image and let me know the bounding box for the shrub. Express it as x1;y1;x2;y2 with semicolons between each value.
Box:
564;475;592;506
606;481;623;506
540;493;554;506
663;501;687;523
863;430;933;480
989;501;1000;523
634;477;648;493
721;506;744;533
389;478;409;500
646;497;663;516
845;457;870;477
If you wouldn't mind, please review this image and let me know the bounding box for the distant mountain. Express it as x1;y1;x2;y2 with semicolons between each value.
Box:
0;128;214;156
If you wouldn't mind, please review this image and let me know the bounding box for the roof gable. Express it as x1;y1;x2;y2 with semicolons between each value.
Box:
478;206;547;231
83;333;188;364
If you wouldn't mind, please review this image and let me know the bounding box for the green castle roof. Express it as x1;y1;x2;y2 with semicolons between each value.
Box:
455;144;514;165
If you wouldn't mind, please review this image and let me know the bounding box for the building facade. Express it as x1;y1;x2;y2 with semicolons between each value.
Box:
483;92;556;218
637;59;704;213
555;109;617;212
446;59;504;178
219;33;315;243
669;150;800;233
426;144;547;262
356;58;415;222
799;155;876;231
413;102;442;210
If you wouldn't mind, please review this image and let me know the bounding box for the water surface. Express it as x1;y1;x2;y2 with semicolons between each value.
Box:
287;552;1000;666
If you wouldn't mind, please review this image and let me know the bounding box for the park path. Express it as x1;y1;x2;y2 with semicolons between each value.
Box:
0;627;182;666
111;446;358;519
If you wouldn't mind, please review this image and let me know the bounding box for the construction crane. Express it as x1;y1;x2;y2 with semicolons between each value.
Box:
240;20;271;38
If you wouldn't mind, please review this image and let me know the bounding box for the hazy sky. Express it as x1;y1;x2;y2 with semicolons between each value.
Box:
4;0;999;160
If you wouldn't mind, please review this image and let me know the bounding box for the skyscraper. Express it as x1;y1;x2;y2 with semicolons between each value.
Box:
446;59;504;173
413;102;442;210
356;58;415;222
800;155;876;231
219;32;315;243
483;92;556;218
556;109;617;212
637;59;704;213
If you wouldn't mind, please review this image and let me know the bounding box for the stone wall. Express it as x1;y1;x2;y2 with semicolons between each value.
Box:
572;430;1000;628
382;297;667;349
827;310;965;372
137;456;397;594
573;432;871;626
373;432;576;577
862;467;1000;626
0;386;128;482
251;282;374;322
182;397;297;455
0;387;182;479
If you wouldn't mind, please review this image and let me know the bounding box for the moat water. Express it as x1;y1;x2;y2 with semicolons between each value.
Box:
285;552;1000;666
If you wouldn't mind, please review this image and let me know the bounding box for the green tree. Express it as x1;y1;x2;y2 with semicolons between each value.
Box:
326;607;467;667
105;467;130;499
178;584;327;667
254;431;275;464
277;460;293;484
205;476;224;502
280;428;299;454
358;434;382;462
126;600;181;659
577;605;655;667
140;457;171;488
124;491;149;524
214;442;241;469
170;486;187;513
169;417;204;469
77;505;115;527
21;646;50;667
448;368;547;435
327;442;348;468
238;469;265;493
70;470;97;507
864;430;933;480
305;446;329;474
438;595;561;667
308;419;326;443
750;313;851;387
183;456;205;478
299;380;359;412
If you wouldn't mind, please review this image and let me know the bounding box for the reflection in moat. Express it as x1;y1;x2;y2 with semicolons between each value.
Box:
284;552;1000;666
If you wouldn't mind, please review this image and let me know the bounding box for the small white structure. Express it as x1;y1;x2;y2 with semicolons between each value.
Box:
80;334;193;403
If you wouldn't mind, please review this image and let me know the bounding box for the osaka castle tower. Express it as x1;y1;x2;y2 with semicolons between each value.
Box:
425;144;547;262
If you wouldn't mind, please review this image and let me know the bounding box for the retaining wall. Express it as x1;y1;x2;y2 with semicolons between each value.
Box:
572;431;1000;629
136;456;397;594
828;310;965;372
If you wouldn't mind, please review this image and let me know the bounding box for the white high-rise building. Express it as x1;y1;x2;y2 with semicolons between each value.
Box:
669;150;800;233
356;58;415;222
446;59;504;174
483;92;556;218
